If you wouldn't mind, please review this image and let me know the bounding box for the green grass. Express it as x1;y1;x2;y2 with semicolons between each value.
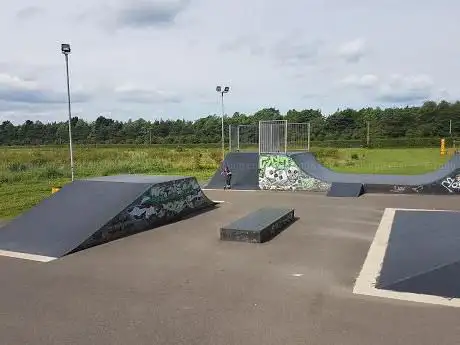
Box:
0;145;221;219
0;145;452;219
313;147;451;174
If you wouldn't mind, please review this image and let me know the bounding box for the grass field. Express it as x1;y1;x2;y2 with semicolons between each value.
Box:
0;145;451;219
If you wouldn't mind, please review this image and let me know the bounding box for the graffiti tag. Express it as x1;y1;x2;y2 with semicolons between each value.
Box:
390;185;424;193
390;185;407;193
411;185;423;193
441;176;460;193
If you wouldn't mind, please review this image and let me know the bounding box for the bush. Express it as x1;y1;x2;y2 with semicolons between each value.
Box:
312;147;340;159
8;162;28;172
39;166;65;179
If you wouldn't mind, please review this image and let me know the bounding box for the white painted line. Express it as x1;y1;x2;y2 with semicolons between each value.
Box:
387;207;460;213
212;200;226;203
0;249;56;263
203;188;258;192
353;207;460;308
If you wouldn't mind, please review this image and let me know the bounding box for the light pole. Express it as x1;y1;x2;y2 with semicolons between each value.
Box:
61;43;75;181
216;85;230;161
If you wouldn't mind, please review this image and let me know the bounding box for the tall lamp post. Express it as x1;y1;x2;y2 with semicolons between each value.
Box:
216;85;230;161
61;43;75;181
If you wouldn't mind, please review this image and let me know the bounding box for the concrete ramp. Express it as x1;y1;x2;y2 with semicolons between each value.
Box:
205;151;460;195
205;152;259;190
354;208;460;307
0;175;216;262
220;208;295;243
376;210;460;298
327;182;364;197
290;152;460;195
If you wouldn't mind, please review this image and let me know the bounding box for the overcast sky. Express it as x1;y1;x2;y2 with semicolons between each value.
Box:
0;0;458;124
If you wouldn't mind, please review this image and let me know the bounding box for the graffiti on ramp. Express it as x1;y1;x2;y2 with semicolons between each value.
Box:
259;154;330;191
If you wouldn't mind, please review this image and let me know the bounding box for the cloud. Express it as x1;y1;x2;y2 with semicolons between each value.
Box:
114;0;190;28
272;39;322;67
338;73;434;104
1;0;459;122
0;73;91;107
15;6;45;20
337;38;366;63
376;74;434;103
114;84;182;103
340;74;379;88
219;35;265;55
220;33;322;67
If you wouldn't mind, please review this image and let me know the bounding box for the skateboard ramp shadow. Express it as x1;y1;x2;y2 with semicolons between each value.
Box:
0;175;216;261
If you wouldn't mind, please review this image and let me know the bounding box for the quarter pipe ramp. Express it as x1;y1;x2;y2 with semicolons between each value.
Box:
205;152;259;190
0;175;216;262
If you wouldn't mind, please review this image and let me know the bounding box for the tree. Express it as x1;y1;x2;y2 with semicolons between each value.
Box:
1;100;460;146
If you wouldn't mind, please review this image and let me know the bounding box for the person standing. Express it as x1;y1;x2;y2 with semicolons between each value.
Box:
222;165;232;190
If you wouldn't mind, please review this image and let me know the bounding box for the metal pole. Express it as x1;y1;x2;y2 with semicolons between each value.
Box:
258;121;261;153
64;54;75;181
237;125;240;152
366;121;370;147
307;122;311;151
228;124;232;152
270;123;273;152
221;92;225;161
450;119;452;135
284;120;288;153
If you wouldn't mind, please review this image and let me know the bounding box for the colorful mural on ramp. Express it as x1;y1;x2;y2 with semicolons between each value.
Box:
0;175;216;261
259;154;331;191
73;177;214;253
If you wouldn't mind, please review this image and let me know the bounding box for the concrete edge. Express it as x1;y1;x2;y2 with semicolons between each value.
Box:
0;249;56;263
203;189;258;192
353;207;460;308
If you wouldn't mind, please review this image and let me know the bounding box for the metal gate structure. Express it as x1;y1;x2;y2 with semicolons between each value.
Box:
287;122;311;152
228;121;310;152
228;124;236;152
259;120;288;154
228;124;258;151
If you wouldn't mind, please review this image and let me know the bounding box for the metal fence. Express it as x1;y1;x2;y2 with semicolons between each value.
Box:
228;124;258;151
287;122;310;151
228;121;311;152
258;120;288;153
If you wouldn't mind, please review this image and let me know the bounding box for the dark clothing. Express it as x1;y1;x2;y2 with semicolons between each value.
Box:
223;168;232;189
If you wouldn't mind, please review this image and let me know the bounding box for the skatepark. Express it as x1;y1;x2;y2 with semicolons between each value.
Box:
2;189;460;344
2;122;460;344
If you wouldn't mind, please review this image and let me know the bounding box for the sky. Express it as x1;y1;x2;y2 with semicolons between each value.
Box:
0;0;459;124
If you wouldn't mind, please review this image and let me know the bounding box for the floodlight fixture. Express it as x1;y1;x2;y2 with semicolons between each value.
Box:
61;43;75;181
215;85;231;160
61;43;71;55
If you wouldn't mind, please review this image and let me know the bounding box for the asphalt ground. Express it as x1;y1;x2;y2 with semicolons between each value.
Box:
1;190;460;344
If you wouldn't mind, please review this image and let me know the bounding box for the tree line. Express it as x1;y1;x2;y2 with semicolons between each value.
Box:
1;100;459;147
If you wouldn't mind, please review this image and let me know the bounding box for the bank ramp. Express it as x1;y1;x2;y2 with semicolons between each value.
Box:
0;175;216;262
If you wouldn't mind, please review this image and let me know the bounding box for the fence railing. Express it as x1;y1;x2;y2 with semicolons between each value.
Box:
228;121;455;151
229;122;312;152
